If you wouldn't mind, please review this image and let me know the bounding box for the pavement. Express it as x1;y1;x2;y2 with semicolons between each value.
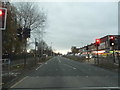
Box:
7;56;119;90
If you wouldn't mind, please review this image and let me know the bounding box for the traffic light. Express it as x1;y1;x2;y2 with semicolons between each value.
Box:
95;39;100;46
27;28;31;38
0;10;3;16
109;36;115;46
35;42;38;46
17;28;23;41
86;46;89;50
0;8;7;30
23;28;31;39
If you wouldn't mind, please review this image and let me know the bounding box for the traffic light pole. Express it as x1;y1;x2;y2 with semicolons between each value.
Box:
0;4;2;88
95;39;100;65
112;45;115;63
0;30;2;88
96;45;99;65
87;49;89;62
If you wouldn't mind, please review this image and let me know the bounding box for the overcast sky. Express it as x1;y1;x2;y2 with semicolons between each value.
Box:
34;2;117;54
12;1;118;54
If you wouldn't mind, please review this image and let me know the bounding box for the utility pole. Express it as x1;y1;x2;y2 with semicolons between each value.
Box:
41;41;43;57
51;42;53;56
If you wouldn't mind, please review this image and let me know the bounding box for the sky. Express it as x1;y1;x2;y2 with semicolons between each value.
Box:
36;2;118;54
12;1;118;54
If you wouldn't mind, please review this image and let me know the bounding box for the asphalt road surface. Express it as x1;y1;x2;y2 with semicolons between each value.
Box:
10;56;118;90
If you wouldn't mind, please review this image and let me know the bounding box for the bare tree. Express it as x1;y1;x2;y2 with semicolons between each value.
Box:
15;2;47;52
16;2;47;30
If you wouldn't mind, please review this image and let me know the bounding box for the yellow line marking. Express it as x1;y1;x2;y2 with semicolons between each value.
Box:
10;76;28;88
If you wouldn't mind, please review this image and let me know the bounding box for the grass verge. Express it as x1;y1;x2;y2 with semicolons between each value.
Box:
63;55;86;62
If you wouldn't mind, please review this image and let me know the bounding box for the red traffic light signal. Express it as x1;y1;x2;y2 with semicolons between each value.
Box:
95;39;100;46
0;8;7;30
0;9;6;16
110;36;115;40
0;10;3;16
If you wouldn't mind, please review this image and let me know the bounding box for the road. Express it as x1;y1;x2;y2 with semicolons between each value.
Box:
10;56;118;90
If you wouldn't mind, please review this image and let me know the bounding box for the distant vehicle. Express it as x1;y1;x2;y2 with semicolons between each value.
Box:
85;55;92;59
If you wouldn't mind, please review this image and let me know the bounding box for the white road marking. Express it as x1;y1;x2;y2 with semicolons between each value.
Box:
63;64;77;70
36;64;43;70
73;67;76;69
58;58;61;63
36;61;49;70
58;59;61;63
11;76;28;88
36;57;56;70
46;57;55;63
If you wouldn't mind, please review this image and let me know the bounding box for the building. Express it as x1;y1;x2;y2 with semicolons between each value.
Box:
79;35;120;55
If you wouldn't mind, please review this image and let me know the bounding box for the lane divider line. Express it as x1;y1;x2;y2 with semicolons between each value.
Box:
57;58;61;63
63;64;76;70
10;76;28;88
58;59;61;63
